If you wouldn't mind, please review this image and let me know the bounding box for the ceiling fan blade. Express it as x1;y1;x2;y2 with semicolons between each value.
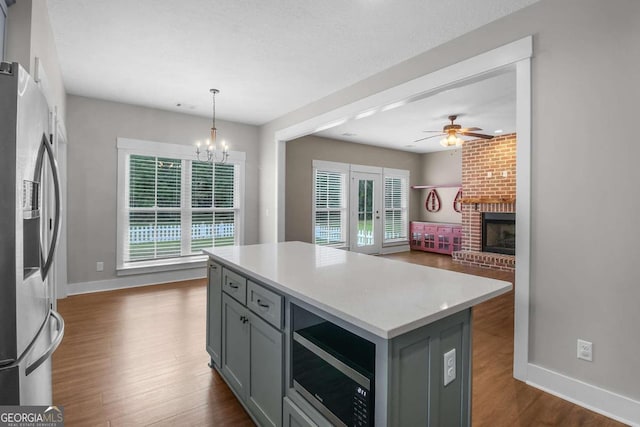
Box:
459;127;482;132
414;134;444;143
461;131;494;140
422;130;443;133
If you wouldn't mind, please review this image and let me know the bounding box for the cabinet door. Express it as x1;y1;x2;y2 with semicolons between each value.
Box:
437;227;453;254
221;294;249;400
424;226;437;250
206;261;223;367
452;227;462;252
410;222;423;250
247;312;283;427
283;397;318;427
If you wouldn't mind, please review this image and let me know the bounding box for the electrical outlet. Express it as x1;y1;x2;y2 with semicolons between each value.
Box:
96;261;104;272
487;171;493;178
502;170;509;178
577;339;593;361
443;348;456;386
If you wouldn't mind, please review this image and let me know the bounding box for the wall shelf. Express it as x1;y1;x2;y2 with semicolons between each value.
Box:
459;197;516;204
411;183;461;189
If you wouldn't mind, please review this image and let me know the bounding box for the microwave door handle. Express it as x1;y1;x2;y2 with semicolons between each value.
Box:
25;309;65;376
35;134;61;281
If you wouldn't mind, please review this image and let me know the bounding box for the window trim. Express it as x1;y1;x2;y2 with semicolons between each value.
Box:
382;168;410;245
116;137;246;273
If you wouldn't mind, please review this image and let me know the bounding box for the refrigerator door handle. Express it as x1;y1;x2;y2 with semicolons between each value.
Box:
0;358;17;368
25;309;64;376
34;133;61;281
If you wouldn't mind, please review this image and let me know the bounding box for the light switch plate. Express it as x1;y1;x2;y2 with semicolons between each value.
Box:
444;348;456;386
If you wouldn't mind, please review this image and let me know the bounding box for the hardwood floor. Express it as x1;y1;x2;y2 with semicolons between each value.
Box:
53;253;624;426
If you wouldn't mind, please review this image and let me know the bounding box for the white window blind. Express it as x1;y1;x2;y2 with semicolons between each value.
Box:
383;175;408;243
313;169;347;246
127;155;182;261
118;138;244;269
191;161;238;252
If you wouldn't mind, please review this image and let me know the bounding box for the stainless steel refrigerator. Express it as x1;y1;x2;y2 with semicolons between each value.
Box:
0;62;64;405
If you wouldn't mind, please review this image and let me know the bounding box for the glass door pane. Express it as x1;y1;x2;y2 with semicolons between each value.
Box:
350;172;381;254
357;179;374;247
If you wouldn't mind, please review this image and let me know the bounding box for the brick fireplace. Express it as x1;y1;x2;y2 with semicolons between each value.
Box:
452;133;516;271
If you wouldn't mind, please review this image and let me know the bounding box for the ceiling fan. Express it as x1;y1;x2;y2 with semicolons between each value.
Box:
414;115;494;147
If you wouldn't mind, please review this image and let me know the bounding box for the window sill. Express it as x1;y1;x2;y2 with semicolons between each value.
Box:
117;255;208;276
383;240;409;247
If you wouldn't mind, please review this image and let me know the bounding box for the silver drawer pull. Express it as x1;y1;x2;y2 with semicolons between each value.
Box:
228;282;239;289
257;299;269;309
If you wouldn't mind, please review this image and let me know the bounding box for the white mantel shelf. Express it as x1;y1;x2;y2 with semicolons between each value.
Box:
204;241;511;339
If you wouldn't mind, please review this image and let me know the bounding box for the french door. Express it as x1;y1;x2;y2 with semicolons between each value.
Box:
350;172;381;254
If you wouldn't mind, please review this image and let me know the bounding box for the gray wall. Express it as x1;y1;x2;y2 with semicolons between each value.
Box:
285;135;423;243
5;0;66;120
262;0;640;405
419;150;462;224
66;95;259;285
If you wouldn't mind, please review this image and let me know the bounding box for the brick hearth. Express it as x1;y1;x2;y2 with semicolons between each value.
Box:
452;133;516;271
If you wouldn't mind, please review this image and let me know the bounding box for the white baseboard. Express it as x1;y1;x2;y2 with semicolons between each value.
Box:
380;244;409;255
527;363;640;426
66;268;206;296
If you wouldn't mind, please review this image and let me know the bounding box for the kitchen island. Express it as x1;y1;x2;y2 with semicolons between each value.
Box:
204;241;511;427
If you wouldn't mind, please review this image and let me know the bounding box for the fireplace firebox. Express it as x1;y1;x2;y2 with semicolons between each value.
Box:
482;213;516;255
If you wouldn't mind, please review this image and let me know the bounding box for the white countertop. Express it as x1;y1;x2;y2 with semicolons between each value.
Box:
204;242;511;339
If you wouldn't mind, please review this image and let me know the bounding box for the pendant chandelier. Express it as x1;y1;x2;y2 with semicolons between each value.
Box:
195;88;229;163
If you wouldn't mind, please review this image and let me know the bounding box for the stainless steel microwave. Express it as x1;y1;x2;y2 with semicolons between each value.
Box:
291;318;375;427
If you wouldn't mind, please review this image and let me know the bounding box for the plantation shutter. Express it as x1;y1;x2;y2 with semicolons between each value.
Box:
191;162;238;252
314;170;347;246
127;155;182;261
384;176;408;242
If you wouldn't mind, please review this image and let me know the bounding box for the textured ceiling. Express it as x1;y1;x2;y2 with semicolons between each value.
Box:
47;0;538;125
316;70;516;153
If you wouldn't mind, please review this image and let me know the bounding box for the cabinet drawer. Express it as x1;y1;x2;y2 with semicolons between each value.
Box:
222;268;247;305
247;281;283;330
437;227;453;235
424;226;438;234
453;226;462;236
283;397;318;427
410;222;424;232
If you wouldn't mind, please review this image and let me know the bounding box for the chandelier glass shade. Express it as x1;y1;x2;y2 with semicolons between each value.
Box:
440;131;463;147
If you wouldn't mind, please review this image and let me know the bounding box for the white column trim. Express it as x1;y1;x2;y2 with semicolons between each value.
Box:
271;34;533;390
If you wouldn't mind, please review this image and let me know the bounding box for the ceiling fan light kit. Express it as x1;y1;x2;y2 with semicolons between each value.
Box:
417;114;494;147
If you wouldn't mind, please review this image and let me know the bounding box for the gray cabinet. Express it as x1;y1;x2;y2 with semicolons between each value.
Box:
221;293;249;398
283;397;317;427
219;277;284;427
247;310;283;427
206;260;222;367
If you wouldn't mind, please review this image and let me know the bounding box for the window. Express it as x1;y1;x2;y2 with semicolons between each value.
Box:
117;138;244;271
383;171;409;243
127;155;183;261
191;161;238;251
313;161;348;247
